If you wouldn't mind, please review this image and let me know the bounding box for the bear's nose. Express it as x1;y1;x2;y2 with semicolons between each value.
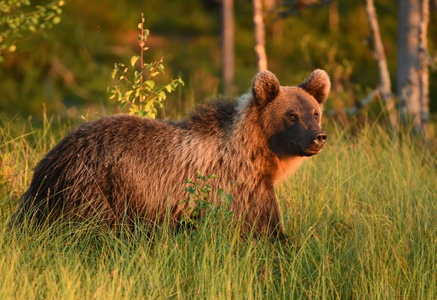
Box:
313;131;327;146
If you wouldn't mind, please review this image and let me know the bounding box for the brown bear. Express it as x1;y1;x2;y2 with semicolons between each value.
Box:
12;69;330;239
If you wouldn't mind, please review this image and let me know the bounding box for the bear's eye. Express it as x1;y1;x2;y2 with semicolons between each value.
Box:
314;112;319;120
288;113;297;121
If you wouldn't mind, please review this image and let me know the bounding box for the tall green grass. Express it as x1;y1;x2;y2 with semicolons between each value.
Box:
1;117;436;299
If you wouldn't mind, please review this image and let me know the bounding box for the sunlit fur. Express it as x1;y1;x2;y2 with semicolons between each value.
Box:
13;70;330;239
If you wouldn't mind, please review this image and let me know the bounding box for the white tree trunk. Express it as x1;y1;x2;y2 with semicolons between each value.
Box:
397;0;422;134
253;0;268;71
222;0;235;95
365;0;398;131
397;0;432;137
418;0;430;139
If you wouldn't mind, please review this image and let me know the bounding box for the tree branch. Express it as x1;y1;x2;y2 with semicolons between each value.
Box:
345;89;380;115
363;0;398;130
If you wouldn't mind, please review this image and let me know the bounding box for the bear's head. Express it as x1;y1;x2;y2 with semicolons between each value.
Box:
251;69;330;158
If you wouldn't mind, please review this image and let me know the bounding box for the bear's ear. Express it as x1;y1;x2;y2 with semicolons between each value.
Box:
251;70;280;106
298;69;331;104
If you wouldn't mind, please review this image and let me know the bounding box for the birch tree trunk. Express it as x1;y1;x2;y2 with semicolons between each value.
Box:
418;0;430;139
397;0;422;134
329;0;339;32
222;0;235;95
253;0;268;71
365;0;398;131
397;0;432;137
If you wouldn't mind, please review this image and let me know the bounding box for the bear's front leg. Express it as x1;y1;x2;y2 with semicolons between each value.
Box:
245;193;288;241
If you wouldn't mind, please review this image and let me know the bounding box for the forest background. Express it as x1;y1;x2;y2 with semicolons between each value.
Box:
1;0;437;131
1;2;437;298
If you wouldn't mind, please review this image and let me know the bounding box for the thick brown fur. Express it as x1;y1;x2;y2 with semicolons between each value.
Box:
12;69;330;239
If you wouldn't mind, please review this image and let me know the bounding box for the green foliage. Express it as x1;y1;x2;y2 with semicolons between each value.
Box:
180;170;234;232
0;0;64;63
109;14;183;118
1;0;436;120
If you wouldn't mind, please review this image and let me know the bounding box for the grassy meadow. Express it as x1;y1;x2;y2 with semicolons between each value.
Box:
0;116;436;299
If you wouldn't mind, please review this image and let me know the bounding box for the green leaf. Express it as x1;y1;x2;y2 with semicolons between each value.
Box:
125;90;134;101
144;102;151;112
145;80;155;88
111;68;118;79
157;91;166;100
109;89;117;98
135;89;141;98
186;187;196;194
130;56;140;67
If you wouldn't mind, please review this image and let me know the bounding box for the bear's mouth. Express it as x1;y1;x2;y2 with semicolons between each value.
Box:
303;148;323;156
301;143;324;156
301;135;326;156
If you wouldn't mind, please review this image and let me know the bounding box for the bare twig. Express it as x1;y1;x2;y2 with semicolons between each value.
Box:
139;13;146;109
420;47;436;70
146;57;164;82
345;89;380;115
48;57;90;99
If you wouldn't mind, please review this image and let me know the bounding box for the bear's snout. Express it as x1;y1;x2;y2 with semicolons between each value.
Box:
313;131;327;147
301;130;327;156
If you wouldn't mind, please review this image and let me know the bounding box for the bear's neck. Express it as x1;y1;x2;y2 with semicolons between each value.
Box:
231;107;306;187
229;108;279;184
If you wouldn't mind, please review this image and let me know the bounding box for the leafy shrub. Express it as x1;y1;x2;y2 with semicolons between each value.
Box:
180;171;234;232
0;0;64;62
109;14;184;118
